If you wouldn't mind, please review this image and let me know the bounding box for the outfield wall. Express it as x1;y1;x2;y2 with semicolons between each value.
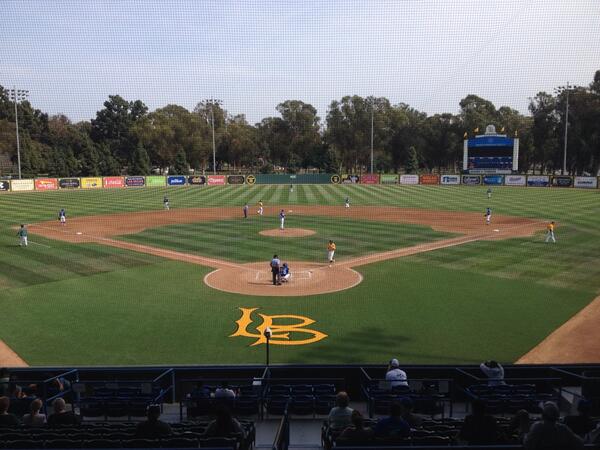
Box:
1;173;600;192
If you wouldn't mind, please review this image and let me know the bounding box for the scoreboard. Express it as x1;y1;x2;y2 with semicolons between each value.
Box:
463;128;518;174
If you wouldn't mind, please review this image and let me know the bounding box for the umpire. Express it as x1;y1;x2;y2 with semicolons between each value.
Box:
270;254;281;285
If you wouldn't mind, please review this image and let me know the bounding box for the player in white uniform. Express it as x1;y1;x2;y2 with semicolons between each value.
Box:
258;200;264;216
279;209;286;230
345;197;350;208
59;208;66;225
485;207;492;225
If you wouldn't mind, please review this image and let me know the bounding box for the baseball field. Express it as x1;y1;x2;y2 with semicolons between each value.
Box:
1;184;599;366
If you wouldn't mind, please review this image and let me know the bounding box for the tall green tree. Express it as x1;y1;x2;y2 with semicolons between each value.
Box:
171;148;189;174
130;142;150;175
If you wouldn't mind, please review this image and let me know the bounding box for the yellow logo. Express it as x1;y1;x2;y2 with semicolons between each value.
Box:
230;307;327;346
330;175;340;184
246;175;256;185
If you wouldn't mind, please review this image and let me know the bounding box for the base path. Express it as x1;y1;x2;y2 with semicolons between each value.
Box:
0;340;28;367
516;295;600;364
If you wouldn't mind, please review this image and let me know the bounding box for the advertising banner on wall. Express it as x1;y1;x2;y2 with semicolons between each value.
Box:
125;176;145;187
574;176;598;189
81;177;103;189
103;177;125;188
527;175;550;187
380;174;398;184
504;175;526;186
188;175;206;185
551;176;573;187
59;178;81;189
420;174;440;185
10;179;34;191
400;174;419;185
0;180;9;191
330;174;341;184
360;174;379;184
227;175;245;185
483;175;504;185
207;175;227;185
145;176;166;187
440;174;461;185
167;176;186;186
34;178;59;190
461;175;482;185
341;174;360;184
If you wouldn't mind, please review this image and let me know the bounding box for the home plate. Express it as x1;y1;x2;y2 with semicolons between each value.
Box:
493;229;500;232
76;232;83;235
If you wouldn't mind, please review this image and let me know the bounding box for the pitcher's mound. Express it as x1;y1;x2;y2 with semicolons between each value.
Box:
259;228;316;237
204;261;362;297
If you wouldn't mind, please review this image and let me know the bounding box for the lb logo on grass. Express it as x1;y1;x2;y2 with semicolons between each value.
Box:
230;307;327;346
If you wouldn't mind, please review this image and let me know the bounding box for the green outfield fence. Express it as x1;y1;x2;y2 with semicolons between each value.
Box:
0;174;598;193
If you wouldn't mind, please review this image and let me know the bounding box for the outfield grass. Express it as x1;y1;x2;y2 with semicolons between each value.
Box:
0;185;599;365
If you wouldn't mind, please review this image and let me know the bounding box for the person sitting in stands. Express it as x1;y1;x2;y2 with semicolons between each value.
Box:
399;397;423;428
563;399;595;438
136;404;172;438
524;402;583;449
190;380;211;399
279;263;291;282
0;396;20;426
23;398;46;427
458;400;500;445
204;404;245;438
480;360;505;386
374;401;410;438
385;359;408;389
47;398;81;427
339;410;374;442
327;391;354;432
0;368;9;396
215;381;236;399
507;409;531;444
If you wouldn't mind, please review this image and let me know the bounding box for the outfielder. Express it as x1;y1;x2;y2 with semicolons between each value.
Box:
279;209;286;230
487;188;492;199
545;221;556;243
58;208;66;226
327;240;336;265
290;183;294;193
258;200;264;216
163;195;170;210
17;224;28;247
485;207;492;225
345;197;350;208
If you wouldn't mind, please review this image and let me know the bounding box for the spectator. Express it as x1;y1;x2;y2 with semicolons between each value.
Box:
399;397;423;428
0;368;9;396
215;381;236;399
136;404;172;438
47;398;81;427
327;391;354;431
480;360;505;386
374;401;410;438
563;399;595;438
204;404;245;438
339;410;374;442
0;396;20;426
190;381;211;399
385;359;408;388
459;400;500;445
524;402;583;450
507;409;531;443
23;398;46;427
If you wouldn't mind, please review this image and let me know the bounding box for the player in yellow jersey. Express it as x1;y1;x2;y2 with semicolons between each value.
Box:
545;221;556;243
327;240;336;266
257;200;264;216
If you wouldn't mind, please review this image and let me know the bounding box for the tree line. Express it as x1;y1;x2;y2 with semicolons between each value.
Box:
1;70;599;177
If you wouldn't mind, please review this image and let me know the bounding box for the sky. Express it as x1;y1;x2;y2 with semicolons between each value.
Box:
2;0;599;124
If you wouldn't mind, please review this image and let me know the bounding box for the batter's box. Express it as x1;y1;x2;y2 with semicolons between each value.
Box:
254;270;312;281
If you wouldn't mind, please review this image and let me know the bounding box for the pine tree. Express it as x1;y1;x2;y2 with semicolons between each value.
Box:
130;143;150;175
171;148;189;174
405;146;420;174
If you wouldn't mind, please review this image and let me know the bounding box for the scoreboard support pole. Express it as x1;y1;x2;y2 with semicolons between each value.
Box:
462;139;469;172
513;138;519;172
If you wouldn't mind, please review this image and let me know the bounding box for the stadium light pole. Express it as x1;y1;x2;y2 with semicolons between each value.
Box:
562;83;570;176
203;98;222;175
370;97;374;174
7;87;29;179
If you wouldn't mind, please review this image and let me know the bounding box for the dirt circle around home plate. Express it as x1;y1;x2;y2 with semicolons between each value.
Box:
259;228;316;238
204;261;363;297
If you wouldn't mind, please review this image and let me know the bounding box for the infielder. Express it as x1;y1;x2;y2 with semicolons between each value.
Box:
487;188;492;199
327;240;336;265
17;224;28;247
485;207;492;225
545;221;556;243
258;200;264;216
279;209;286;230
243;203;249;219
345;197;350;208
58;208;66;226
163;195;170;210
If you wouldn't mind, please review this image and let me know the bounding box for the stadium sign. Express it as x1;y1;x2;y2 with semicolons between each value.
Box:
59;178;81;189
527;175;549;187
330;175;341;184
341;174;360;184
227;175;245;185
167;176;186;186
125;176;146;187
146;176;166;187
440;175;460;185
103;177;125;188
246;175;256;185
10;179;34;191
504;175;526;186
207;175;227;185
420;174;440;185
380;174;398;184
188;175;206;185
483;175;504;185
81;177;102;189
0;180;9;191
551;176;573;187
399;174;419;185
574;176;598;189
461;175;481;185
360;174;379;184
34;178;58;190
230;307;327;346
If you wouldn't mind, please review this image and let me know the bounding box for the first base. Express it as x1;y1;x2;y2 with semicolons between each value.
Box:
493;229;500;232
76;232;83;235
